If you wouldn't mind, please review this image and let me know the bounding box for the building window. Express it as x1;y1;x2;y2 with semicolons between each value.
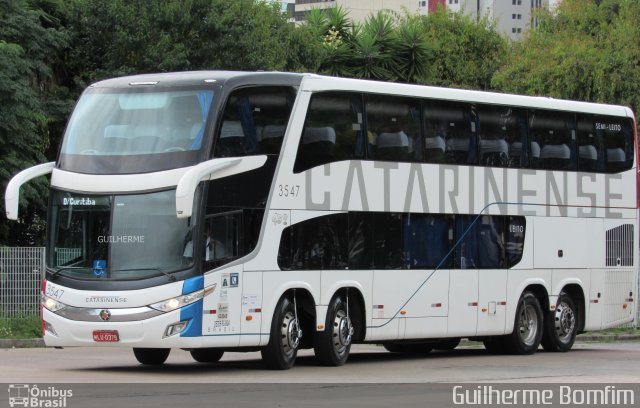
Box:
517;14;522;19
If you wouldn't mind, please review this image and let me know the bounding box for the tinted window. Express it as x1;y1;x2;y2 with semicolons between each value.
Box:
280;213;349;270
366;95;421;162
576;115;604;172
214;86;296;157
477;105;528;168
294;92;364;173
403;213;453;269
529;110;576;170
279;212;525;271
423;100;477;164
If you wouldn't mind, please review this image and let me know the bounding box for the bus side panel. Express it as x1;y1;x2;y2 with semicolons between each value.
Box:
476;269;507;336
239;271;263;346
448;269;478;337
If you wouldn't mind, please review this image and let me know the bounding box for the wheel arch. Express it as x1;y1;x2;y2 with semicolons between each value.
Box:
506;281;549;334
324;286;367;343
559;283;586;333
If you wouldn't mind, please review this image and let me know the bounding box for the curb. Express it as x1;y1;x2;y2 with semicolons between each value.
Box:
0;335;638;349
0;338;45;348
576;334;640;342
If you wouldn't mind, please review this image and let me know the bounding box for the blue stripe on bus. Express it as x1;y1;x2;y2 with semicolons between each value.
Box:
180;276;205;337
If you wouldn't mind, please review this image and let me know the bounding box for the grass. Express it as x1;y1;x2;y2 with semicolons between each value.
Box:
0;315;42;339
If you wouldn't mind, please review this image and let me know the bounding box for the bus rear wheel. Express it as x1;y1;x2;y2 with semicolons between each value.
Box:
505;291;543;355
190;348;224;363
261;296;301;370
541;292;578;352
314;294;353;366
133;348;170;365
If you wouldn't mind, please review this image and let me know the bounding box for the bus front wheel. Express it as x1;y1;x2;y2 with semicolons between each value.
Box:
190;348;224;363
541;292;578;352
133;348;170;365
314;294;353;366
506;291;543;355
261;296;301;370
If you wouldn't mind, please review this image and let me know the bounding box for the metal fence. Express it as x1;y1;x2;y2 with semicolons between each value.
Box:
0;247;44;319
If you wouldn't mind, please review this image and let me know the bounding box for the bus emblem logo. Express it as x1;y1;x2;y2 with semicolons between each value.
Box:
99;310;111;321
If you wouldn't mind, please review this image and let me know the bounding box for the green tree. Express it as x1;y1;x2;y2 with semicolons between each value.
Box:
0;0;67;246
492;0;640;112
419;8;507;89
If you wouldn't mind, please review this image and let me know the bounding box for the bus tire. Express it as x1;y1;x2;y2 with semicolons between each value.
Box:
506;291;543;355
190;348;224;363
133;348;170;365
261;296;300;370
541;292;578;352
434;338;461;351
383;343;433;354
314;294;353;366
483;337;506;354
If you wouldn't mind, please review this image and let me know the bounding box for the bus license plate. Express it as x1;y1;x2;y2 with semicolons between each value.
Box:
93;330;119;342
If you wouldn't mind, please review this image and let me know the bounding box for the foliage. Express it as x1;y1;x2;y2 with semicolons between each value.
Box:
492;0;640;113
0;0;67;246
0;316;42;339
304;7;505;88
419;8;507;89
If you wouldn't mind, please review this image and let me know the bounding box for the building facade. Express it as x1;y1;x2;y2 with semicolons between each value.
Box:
294;0;421;23
295;0;549;40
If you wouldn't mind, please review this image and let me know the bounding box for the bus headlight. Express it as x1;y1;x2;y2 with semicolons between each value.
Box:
41;294;67;312
150;284;216;313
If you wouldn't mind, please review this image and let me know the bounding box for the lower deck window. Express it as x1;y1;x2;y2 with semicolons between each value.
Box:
278;212;526;271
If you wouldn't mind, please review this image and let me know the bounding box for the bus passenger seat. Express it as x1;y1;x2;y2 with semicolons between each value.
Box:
261;124;287;154
480;139;509;166
102;125;131;153
425;136;446;163
607;147;626;172
217;121;246;156
376;131;409;160
579;144;598;171
540;143;570;169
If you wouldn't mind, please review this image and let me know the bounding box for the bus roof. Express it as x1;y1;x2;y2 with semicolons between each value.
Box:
89;71;633;118
300;75;634;118
89;70;306;89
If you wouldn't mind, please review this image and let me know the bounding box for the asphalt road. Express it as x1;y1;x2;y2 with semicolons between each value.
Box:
2;342;639;408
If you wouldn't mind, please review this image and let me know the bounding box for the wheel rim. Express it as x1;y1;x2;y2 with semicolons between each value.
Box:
332;308;353;354
554;301;576;344
281;310;301;355
518;304;538;346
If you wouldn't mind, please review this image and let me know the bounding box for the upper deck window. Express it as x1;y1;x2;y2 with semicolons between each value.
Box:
213;86;297;158
59;87;214;173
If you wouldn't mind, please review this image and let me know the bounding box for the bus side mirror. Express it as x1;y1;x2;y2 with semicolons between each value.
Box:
4;162;55;220
175;155;267;219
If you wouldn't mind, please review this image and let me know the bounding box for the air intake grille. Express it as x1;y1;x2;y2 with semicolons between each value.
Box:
605;224;634;267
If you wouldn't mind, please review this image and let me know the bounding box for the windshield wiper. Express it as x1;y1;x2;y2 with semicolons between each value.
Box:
110;268;177;282
47;266;89;281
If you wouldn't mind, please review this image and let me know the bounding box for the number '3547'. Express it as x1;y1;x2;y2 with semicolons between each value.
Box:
277;185;300;198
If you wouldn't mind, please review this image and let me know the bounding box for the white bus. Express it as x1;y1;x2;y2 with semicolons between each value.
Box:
5;71;638;369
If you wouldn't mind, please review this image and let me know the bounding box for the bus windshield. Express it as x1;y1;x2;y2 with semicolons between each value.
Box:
47;189;197;280
59;87;215;173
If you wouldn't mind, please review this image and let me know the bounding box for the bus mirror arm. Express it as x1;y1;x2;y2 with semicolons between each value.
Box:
175;155;267;219
4;162;55;221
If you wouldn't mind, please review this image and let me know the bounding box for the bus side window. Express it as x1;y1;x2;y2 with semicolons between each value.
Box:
403;214;453;269
214;86;296;158
293;92;364;173
576;115;603;172
529;110;576;171
423;100;476;165
477;105;528;168
365;95;421;162
373;213;404;269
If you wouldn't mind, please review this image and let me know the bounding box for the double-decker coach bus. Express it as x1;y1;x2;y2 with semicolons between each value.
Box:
5;71;638;369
